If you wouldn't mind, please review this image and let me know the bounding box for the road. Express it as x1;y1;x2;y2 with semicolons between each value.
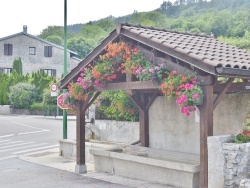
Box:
0;114;76;160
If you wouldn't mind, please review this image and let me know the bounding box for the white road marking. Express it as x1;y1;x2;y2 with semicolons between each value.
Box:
0;155;17;161
0;134;15;138
0;141;22;146
0;140;11;143
0;142;34;149
0;143;47;153
18;130;50;135
11;122;49;131
13;144;59;154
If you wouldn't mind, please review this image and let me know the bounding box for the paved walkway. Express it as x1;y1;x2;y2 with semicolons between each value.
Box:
19;148;173;188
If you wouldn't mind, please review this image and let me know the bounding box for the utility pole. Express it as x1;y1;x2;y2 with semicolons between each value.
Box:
63;0;68;139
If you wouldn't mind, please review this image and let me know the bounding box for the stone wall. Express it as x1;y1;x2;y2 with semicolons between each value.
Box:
222;142;250;187
208;135;250;188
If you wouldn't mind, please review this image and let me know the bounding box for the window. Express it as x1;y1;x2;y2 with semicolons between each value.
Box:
4;44;13;56
29;47;36;55
0;68;12;75
40;69;56;77
44;46;52;57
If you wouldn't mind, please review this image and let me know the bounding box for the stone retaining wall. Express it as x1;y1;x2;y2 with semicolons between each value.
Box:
222;142;250;187
208;135;250;188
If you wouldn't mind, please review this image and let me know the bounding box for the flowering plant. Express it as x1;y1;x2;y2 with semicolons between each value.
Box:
160;70;203;116
227;122;250;143
63;67;94;110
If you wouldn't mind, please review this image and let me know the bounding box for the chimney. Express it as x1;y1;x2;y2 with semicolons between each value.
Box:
23;25;27;33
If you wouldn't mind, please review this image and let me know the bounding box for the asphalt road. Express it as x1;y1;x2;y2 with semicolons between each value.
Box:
0;157;127;188
0;115;76;159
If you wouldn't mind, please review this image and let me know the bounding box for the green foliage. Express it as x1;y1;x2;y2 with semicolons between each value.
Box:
8;82;38;109
96;91;139;122
218;31;250;51
46;35;62;46
12;58;23;75
80;24;107;43
97;18;115;32
67;37;96;59
30;102;44;111
38;26;64;39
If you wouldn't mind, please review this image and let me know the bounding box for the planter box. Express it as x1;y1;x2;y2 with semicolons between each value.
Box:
90;145;200;188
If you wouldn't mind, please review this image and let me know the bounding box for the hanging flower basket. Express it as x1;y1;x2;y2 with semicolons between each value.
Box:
193;94;203;106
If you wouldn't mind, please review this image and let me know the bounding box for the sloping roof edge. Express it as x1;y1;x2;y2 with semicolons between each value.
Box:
0;32;78;56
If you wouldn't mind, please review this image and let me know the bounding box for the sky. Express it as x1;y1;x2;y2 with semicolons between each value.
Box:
0;0;165;38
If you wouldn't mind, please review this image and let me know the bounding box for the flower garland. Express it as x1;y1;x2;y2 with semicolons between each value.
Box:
62;41;203;116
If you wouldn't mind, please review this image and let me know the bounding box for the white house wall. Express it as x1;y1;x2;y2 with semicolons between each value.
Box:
0;34;79;77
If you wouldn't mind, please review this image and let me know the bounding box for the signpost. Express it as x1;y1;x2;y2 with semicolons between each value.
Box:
50;83;58;97
57;94;69;110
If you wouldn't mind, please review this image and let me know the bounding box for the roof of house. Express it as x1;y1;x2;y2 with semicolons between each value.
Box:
0;30;78;56
60;23;250;88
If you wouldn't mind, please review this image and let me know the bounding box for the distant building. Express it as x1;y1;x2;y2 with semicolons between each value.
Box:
0;25;80;77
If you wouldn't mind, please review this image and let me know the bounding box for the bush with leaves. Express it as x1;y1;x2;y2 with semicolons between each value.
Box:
8;82;38;109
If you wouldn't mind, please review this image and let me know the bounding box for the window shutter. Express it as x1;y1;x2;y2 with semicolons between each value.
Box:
4;44;8;55
52;69;56;77
9;44;13;55
48;46;52;57
44;46;48;57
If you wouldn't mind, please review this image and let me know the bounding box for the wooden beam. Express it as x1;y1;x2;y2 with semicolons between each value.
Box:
128;94;144;112
213;82;250;94
76;101;86;166
85;92;101;109
146;92;158;109
213;78;234;110
199;85;213;188
93;80;159;91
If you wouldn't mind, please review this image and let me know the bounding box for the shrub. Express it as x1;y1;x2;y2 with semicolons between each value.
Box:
8;82;38;109
30;102;44;111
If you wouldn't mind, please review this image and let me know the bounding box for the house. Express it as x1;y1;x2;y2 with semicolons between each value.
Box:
0;25;80;77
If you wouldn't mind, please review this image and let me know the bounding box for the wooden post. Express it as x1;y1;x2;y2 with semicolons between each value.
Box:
139;94;149;147
199;86;213;187
75;101;87;173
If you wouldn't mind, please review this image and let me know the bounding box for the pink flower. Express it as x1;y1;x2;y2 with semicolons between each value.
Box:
149;68;154;74
172;70;177;75
80;67;84;72
135;68;141;74
192;94;199;99
185;83;193;90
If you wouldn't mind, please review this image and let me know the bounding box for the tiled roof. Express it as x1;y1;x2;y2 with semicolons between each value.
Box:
0;32;78;56
61;23;250;88
120;23;250;75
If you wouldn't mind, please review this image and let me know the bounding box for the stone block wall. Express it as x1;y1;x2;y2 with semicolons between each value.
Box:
222;142;250;187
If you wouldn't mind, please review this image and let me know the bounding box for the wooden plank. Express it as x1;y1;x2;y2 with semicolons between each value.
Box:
213;78;234;110
93;81;159;91
199;86;213;188
146;92;158;109
76;102;86;165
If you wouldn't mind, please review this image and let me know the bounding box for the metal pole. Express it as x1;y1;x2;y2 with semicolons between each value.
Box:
63;0;68;139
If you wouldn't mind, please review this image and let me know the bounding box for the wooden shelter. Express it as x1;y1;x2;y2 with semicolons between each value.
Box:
60;23;250;187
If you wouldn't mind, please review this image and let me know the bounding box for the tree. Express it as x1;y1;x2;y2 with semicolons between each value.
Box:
38;26;63;39
97;18;115;32
12;58;23;75
67;37;96;59
80;24;107;42
46;35;62;46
